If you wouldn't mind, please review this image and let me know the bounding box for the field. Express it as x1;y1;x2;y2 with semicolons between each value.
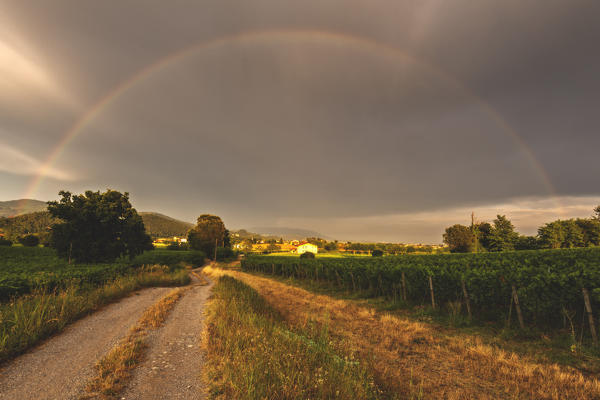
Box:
242;248;600;338
0;246;202;363
0;247;205;301
207;263;600;399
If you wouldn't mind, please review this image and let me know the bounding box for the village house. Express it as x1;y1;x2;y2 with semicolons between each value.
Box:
294;242;318;255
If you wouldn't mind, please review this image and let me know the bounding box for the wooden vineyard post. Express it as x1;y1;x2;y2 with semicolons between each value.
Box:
401;272;407;302
272;263;275;275
507;295;513;328
511;285;525;330
429;275;436;310
461;279;472;320
582;287;598;346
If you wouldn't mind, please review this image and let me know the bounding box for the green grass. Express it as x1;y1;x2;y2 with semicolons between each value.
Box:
0;265;189;364
0;247;204;301
0;246;135;301
203;275;381;399
0;246;194;364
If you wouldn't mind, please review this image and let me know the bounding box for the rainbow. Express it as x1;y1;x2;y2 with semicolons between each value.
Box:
19;29;560;213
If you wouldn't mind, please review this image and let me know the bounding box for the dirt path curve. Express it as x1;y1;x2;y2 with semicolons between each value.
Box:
121;271;213;399
0;287;171;400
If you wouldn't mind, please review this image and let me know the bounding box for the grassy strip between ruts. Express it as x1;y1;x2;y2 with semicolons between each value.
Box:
83;286;187;399
0;265;189;364
201;274;381;399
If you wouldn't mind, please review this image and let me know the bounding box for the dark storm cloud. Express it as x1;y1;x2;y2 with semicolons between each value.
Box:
0;0;598;241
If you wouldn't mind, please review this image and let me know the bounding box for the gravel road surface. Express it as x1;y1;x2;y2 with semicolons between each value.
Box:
0;287;171;400
122;273;213;399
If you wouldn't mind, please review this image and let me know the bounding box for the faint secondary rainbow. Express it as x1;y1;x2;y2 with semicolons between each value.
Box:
20;29;561;213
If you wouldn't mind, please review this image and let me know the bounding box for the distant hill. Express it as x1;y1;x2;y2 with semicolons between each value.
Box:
0;199;48;217
139;212;194;238
0;211;57;242
248;227;330;241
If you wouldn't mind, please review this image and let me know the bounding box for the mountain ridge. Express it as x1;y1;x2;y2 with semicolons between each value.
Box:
0;199;48;217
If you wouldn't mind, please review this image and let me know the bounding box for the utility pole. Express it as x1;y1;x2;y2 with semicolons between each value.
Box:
472;212;479;253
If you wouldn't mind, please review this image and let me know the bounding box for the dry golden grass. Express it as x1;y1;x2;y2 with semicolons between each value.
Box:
204;265;600;399
83;287;187;399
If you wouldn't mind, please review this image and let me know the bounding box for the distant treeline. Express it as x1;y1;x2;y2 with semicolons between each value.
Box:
0;210;194;243
444;205;600;253
138;213;193;238
0;211;58;244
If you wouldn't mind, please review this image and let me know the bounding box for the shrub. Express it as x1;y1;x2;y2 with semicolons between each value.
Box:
299;252;315;259
132;250;205;268
19;235;40;247
216;247;235;261
0;238;12;247
371;249;384;257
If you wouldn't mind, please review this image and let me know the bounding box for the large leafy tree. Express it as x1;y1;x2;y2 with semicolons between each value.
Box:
187;214;227;259
538;218;598;249
48;190;152;263
443;224;476;253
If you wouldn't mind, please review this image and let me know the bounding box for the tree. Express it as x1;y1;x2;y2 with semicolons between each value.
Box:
538;221;565;249
324;241;337;251
187;214;226;259
443;224;476;253
538;219;594;249
515;235;539;250
594;205;600;220
267;243;279;253
562;219;585;248
19;234;40;247
223;229;231;248
487;215;519;252
474;222;493;251
577;218;600;246
47;190;152;263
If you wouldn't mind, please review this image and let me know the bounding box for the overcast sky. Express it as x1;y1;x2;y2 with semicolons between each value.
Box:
0;1;598;243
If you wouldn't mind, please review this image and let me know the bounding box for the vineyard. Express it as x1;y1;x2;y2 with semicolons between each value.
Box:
0;247;205;301
242;248;600;335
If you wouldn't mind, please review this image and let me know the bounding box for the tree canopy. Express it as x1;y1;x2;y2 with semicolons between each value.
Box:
445;206;600;253
187;214;227;259
47;190;152;263
443;224;476;253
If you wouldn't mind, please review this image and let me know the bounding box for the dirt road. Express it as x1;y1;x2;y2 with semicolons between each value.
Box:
122;273;213;399
0;287;171;400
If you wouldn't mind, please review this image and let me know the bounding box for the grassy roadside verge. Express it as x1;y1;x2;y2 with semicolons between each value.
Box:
202;274;381;399
83;287;187;399
243;267;600;374
207;265;600;399
0;265;189;364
